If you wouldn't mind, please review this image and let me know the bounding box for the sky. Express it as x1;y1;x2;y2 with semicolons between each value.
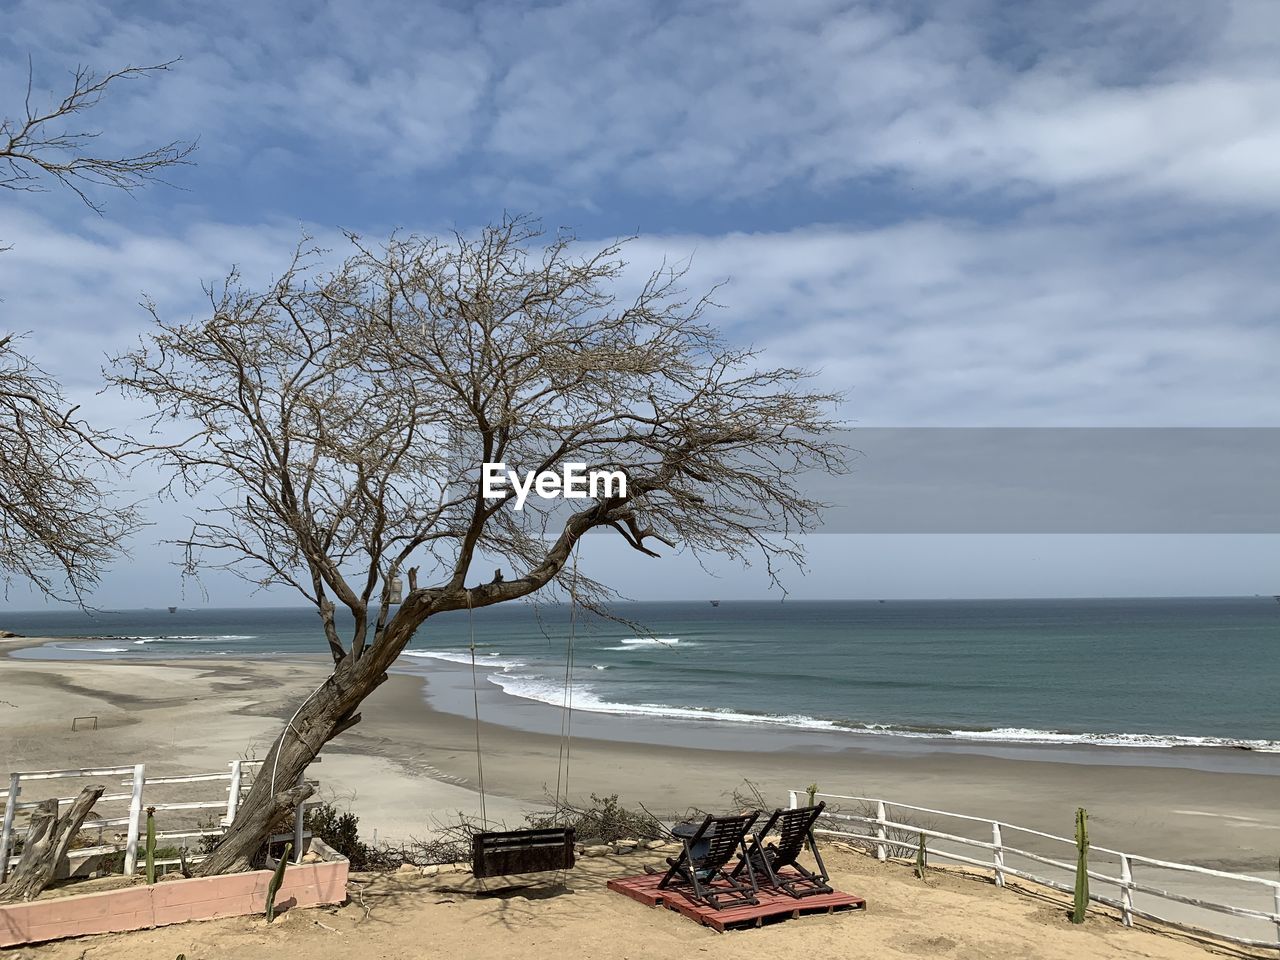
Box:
1;0;1278;606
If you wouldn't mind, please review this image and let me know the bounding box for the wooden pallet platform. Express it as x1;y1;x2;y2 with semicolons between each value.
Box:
606;872;866;932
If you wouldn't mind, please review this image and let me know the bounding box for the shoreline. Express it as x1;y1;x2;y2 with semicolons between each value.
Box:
400;654;1280;774
11;636;1280;765
3;646;1280;880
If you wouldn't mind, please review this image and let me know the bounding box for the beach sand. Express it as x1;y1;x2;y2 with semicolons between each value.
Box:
3;651;1278;857
3;645;1280;956
10;845;1260;960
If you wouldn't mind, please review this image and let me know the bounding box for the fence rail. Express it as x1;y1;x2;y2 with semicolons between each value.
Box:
1;758;317;882
791;790;1280;951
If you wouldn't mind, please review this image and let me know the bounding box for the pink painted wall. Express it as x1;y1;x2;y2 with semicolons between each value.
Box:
0;857;348;947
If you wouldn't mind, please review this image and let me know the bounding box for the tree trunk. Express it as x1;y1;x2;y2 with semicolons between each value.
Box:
196;564;583;875
194;656;392;875
0;785;105;902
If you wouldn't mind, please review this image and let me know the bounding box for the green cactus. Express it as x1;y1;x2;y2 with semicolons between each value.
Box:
265;842;292;922
1072;807;1089;923
803;783;819;851
145;807;157;884
915;832;929;881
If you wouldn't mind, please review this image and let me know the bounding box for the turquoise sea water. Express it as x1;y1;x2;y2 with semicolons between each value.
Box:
4;597;1278;750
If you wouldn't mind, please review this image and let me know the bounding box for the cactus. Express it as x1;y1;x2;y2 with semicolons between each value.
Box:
914;832;929;881
1072;807;1089;923
145;807;156;884
265;842;292;922
804;783;819;850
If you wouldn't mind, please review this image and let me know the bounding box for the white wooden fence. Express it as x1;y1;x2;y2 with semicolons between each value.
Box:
791;790;1280;951
1;759;315;882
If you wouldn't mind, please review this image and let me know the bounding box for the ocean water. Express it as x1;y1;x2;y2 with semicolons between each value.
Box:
4;597;1278;750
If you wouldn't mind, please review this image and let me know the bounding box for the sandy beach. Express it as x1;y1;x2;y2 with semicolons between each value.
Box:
4;641;1280;955
3;644;1279;863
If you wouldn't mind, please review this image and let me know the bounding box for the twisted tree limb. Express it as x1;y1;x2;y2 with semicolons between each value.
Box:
0;785;105;902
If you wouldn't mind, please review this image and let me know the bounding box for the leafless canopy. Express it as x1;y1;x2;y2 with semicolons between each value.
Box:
0;56;187;599
113;218;844;663
0;334;141;599
2;59;195;214
113;217;845;874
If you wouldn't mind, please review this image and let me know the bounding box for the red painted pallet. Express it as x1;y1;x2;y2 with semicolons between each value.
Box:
606;872;866;932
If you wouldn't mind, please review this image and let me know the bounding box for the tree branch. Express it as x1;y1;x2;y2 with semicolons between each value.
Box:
1;58;196;214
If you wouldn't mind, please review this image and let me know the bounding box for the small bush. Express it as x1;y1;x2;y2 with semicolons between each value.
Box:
525;793;664;843
304;803;373;868
96;843;186;875
838;800;934;860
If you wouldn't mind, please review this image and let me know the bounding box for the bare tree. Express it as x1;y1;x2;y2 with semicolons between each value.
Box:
0;334;142;599
110;217;845;874
2;59;195;214
0;57;191;599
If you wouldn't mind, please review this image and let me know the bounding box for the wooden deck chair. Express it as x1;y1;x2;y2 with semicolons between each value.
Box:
732;802;833;898
657;812;760;910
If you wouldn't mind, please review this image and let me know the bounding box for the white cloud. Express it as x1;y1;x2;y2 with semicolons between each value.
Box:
470;0;1280;208
2;0;1278;608
0;0;489;181
4;0;1279;209
621;218;1280;425
0;208;343;391
2;208;1276;428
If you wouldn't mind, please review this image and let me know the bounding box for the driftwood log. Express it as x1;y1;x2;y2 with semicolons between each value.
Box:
0;785;105;903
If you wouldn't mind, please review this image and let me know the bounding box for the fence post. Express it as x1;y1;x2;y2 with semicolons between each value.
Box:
875;800;888;862
787;790;798;810
992;821;1005;888
123;763;146;875
1272;886;1280;947
145;807;157;884
1119;854;1134;927
225;760;243;825
0;772;20;883
292;770;306;863
1071;807;1089;924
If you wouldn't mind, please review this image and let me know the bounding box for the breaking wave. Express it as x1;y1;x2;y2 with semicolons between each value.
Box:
485;674;1280;752
402;649;528;670
128;634;257;645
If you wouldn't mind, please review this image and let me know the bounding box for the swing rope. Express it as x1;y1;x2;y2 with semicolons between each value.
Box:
466;547;578;852
553;546;579;824
466;588;488;826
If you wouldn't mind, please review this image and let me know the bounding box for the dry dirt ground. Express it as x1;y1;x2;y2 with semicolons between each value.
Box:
6;848;1265;960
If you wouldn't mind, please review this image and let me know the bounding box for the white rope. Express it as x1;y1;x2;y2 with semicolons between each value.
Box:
269;677;329;798
466;589;488;825
554;546;579;823
466;553;577;888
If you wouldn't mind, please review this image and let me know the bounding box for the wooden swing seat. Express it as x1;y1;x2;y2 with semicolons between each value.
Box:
472;827;577;878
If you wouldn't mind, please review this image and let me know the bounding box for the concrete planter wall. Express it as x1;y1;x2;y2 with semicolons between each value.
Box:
0;840;348;947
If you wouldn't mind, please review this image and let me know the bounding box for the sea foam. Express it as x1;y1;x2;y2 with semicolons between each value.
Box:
481;672;1280;751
